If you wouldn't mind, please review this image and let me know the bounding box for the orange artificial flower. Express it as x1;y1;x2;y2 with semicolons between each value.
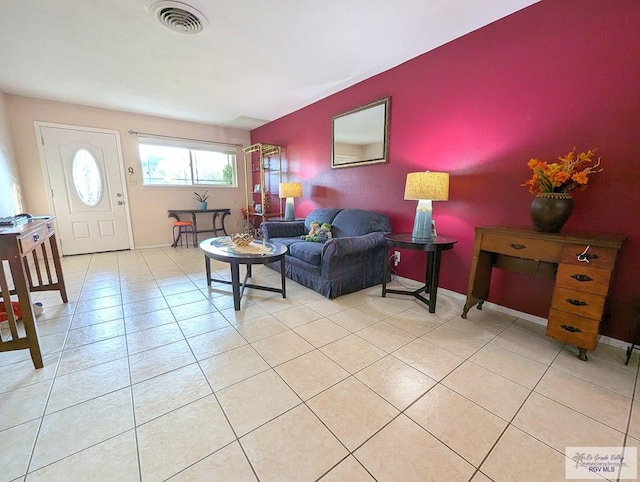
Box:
522;148;603;194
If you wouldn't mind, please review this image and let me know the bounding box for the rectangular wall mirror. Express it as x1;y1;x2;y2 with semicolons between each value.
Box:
331;96;390;169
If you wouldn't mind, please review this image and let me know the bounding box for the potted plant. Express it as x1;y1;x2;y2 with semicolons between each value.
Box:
522;148;602;232
193;191;209;210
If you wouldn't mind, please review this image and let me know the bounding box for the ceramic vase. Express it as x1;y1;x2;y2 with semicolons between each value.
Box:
530;192;573;233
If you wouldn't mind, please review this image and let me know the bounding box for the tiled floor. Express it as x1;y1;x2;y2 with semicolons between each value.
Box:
1;246;639;481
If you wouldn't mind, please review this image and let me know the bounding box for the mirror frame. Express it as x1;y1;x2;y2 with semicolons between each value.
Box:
331;96;390;169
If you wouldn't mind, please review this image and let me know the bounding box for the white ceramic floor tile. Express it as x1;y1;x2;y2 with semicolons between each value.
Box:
129;339;196;384
319;456;376;481
356;321;416;353
470;342;548;389
272;305;324;328
132;363;212;425
293;318;350;348
46;357;130;413
57;335;128;376
168;441;257;482
536;368;632;433
276;349;350;401
137;395;235;482
217;369;301;436
481;426;575;482
406;384;507;466
0;419;39;481
393;338;465;381
123;308;176;333
0;380;52;431
30;388;134;471
241;404;348;482
513;392;625;451
64;319;125;349
199;344;270;392
250;330;314;366
186;325;248;361
233;315;289;343
26;430;139;482
355;414;475;481
443;361;531;421
355;355;436;410
125;322;185;355
307;377;399;450
177;312;230;338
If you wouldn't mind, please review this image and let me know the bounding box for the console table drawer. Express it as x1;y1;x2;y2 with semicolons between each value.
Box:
480;234;562;262
555;263;612;294
560;244;618;269
551;287;605;319
546;309;599;349
18;224;52;254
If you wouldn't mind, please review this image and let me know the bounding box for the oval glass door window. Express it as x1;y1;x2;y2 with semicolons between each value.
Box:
72;149;103;206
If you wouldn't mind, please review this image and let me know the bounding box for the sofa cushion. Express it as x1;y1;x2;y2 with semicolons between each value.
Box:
288;241;324;266
305;208;342;231
331;209;392;238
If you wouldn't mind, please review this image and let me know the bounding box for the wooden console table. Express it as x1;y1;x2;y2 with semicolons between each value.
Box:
462;225;625;361
168;208;231;247
0;217;68;368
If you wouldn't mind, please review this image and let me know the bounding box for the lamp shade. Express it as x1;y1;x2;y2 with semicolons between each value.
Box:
404;172;449;201
279;182;303;199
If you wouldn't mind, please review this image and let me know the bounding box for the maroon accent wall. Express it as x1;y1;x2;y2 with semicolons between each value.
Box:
252;1;640;342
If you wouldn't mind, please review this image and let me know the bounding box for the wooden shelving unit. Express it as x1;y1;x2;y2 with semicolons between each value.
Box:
243;143;283;233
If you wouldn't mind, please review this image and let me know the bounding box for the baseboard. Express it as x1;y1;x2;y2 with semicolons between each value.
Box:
395;276;629;351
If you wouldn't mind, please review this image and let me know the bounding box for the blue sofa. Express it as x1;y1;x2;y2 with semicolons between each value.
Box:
261;208;392;298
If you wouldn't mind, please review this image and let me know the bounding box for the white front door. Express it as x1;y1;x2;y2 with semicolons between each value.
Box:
39;125;132;255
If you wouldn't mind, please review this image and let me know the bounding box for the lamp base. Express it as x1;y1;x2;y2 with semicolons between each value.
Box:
411;200;433;240
284;198;295;221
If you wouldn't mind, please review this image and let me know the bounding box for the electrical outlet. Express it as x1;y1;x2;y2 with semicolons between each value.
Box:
393;251;400;266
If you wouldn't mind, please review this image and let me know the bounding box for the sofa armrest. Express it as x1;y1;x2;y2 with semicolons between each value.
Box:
322;232;388;258
261;221;306;240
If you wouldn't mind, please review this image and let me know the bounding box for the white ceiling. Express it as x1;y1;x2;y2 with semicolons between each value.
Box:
0;0;538;130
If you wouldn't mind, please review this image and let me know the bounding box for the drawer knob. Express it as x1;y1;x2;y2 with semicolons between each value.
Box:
560;324;583;333
566;298;588;307
33;233;40;242
570;274;593;282
509;243;526;250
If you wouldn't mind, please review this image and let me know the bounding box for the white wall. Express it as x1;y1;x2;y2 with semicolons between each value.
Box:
6;95;251;248
0;91;24;216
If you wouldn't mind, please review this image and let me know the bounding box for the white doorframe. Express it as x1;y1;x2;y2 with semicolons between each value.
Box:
34;121;135;253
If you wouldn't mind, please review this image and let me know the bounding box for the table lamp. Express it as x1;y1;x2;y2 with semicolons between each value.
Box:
404;171;449;240
279;182;302;220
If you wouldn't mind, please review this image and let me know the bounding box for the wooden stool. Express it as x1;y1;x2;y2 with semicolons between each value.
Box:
172;221;195;248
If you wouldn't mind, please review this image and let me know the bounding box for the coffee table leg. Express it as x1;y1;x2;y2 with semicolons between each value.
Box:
205;256;211;286
280;257;286;298
230;260;241;310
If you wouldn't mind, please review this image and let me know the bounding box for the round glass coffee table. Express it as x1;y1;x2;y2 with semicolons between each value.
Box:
199;237;288;311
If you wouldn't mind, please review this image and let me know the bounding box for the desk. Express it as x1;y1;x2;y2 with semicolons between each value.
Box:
200;237;287;311
0;217;68;368
382;233;457;313
168;208;231;247
462;225;625;360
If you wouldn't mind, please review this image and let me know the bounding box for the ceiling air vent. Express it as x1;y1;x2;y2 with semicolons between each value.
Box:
151;1;207;34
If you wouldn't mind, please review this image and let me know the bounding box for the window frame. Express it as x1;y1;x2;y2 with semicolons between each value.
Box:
137;135;239;188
